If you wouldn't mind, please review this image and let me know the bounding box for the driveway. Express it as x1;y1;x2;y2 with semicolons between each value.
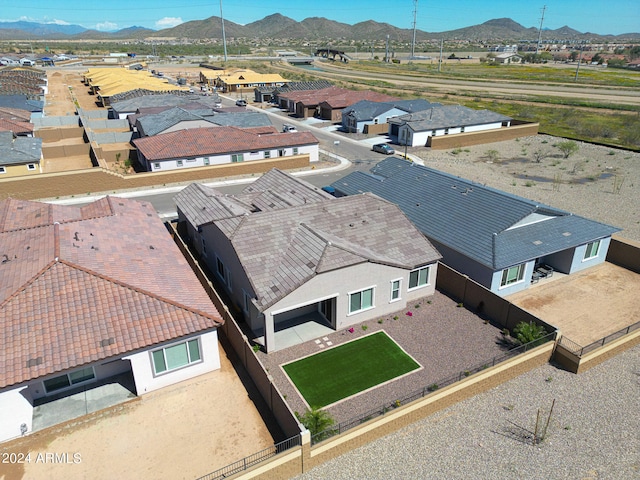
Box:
507;262;640;346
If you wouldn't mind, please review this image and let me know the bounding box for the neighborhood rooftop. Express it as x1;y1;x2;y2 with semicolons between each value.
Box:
390;104;512;131
0;196;223;390
332;157;619;270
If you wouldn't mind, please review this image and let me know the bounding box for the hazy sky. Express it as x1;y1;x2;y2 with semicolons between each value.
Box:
2;1;638;35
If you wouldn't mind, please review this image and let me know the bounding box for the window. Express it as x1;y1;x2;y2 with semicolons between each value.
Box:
231;154;244;162
216;257;226;280
264;150;271;159
153;162;160;170
27;163;36;170
243;290;252;313
390;279;401;302
278;149;286;157
500;264;526;287
0;166;6;174
583;240;601;260
176;160;184;167
349;287;374;314
43;367;95;394
152;339;201;375
408;266;430;290
293;147;299;155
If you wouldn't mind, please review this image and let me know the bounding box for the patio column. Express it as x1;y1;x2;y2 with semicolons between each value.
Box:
264;313;276;353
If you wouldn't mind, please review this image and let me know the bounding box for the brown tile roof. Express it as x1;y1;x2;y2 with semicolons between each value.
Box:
319;91;398;109
0;107;32;122
0;119;34;135
0;196;223;389
133;126;318;161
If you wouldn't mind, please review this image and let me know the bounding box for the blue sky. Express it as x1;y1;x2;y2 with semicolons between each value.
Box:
2;1;638;35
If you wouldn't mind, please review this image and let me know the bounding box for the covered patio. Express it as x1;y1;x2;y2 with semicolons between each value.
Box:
32;371;137;432
253;311;334;352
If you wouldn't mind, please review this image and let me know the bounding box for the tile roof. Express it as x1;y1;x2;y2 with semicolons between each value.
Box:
331;157;620;270
318;91;399;109
175;169;441;311
133;126;318;161
0;131;41;165
0;118;34;135
0;106;32;122
342;99;439;122
0;196;223;389
389;105;512;132
110;93;221;115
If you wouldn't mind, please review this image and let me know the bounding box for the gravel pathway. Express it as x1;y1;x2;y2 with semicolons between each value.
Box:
294;343;640;480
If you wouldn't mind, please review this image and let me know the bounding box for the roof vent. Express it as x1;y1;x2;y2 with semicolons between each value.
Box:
563;232;572;237
533;240;543;245
270;285;280;293
26;357;43;368
306;261;315;269
100;337;115;348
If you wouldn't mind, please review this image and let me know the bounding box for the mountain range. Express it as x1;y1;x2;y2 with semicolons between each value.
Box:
0;16;638;42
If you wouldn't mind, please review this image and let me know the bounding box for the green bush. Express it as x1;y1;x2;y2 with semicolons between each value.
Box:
513;321;547;345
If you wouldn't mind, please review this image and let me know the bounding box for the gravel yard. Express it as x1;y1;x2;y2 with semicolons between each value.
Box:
259;291;521;426
294;342;640;480
414;135;640;242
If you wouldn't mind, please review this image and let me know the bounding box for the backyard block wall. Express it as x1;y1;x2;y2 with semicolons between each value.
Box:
427;122;539;150
607;235;640;273
0;155;309;200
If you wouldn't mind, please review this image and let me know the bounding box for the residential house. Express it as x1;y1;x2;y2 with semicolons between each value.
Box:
0;118;34;136
265;80;333;105
175;169;441;352
317;91;398;122
388;105;512;147
331;157;619;296
495;53;523;64
0;196;223;443
341;99;439;133
133;107;272;137
0;131;42;177
109;93;222;120
212;69;288;93
132;126;319;172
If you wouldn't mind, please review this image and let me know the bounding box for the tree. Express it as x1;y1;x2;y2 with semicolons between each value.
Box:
557;140;579;159
513;321;547;345
532;149;550;163
484;149;499;163
296;408;335;441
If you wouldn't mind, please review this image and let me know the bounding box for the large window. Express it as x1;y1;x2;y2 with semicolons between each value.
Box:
583;240;601;260
500;264;525;287
231;154;244;162
349;287;374;314
152;339;201;375
43;367;95;394
408;266;430;290
390;279;401;302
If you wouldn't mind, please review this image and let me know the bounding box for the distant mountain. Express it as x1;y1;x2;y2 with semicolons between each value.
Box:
0;16;637;42
0;20;86;38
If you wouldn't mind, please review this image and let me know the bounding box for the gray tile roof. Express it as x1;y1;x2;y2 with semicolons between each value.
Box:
0;131;41;165
332;157;619;270
175;169;440;311
342;99;438;122
389;105;511;132
110;93;221;115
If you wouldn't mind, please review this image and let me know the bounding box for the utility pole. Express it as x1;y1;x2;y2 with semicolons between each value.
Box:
574;48;583;81
220;0;228;61
385;35;390;62
536;5;547;55
411;0;418;59
438;38;443;72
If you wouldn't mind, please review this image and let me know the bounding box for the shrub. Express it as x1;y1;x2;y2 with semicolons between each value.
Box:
513;321;547;345
296;408;335;440
427;383;439;392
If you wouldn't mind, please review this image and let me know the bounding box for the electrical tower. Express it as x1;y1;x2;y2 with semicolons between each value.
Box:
411;0;419;59
536;5;547;55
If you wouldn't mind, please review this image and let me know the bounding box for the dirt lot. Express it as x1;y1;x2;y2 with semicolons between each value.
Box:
508;262;640;345
0;341;276;480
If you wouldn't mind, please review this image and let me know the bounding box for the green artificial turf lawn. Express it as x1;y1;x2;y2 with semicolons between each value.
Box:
282;331;420;408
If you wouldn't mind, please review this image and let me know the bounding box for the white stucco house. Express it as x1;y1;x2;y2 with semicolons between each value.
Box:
388;105;512;147
175;169;442;352
133;126;319;172
0;196;223;443
341;99;438;133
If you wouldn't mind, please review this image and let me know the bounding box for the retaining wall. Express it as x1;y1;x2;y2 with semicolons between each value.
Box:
427;122;539;150
607;235;640;274
0;155;309;200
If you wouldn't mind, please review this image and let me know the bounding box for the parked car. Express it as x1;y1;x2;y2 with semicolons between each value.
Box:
372;143;395;155
235;99;247;107
282;124;298;133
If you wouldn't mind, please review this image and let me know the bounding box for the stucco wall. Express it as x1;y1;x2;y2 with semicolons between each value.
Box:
125;330;220;395
568;237;611;273
0;155;309;200
427;122;539;149
0;386;33;443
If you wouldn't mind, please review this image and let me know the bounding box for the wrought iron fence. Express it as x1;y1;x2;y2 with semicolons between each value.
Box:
196;435;301;480
311;331;557;444
559;320;640;357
